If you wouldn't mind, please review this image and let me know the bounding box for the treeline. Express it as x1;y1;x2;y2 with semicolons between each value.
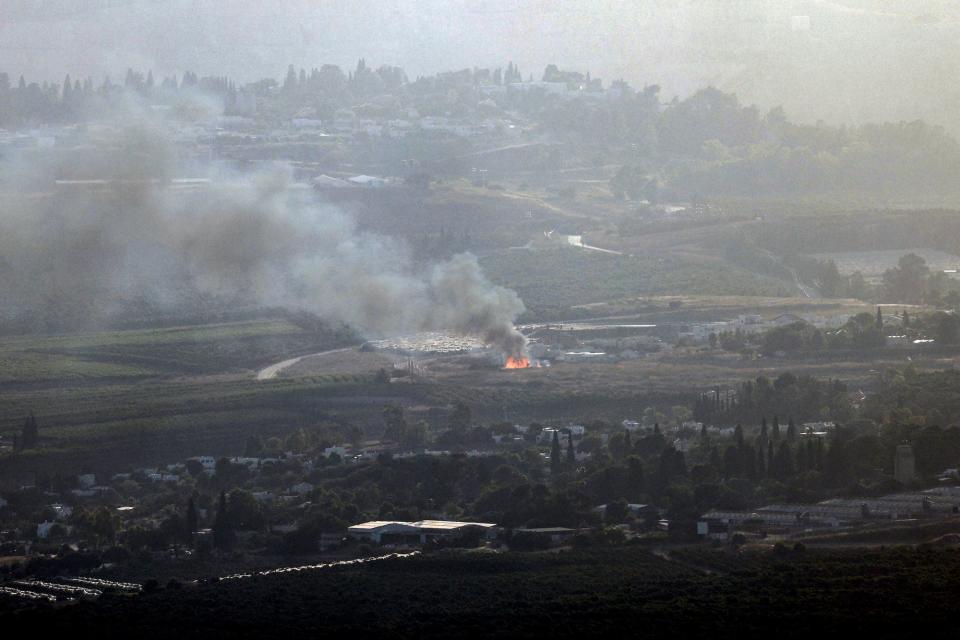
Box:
790;252;960;305
611;89;960;198
0;69;246;127
693;373;852;425
7;57;960;199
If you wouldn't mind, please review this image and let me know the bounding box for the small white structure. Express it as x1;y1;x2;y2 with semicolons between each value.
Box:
189;456;217;471
313;174;352;189
49;504;73;520
348;174;388;188
290;482;314;496
564;425;586;438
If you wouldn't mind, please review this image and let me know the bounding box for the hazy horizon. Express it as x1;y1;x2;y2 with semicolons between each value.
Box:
4;0;960;130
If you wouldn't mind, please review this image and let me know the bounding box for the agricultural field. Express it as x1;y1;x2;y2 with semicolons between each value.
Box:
0;319;356;384
480;248;793;320
11;546;960;637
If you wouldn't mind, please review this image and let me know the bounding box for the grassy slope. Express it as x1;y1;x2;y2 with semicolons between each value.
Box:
481;248;792;320
0;319;367;477
0;319;353;383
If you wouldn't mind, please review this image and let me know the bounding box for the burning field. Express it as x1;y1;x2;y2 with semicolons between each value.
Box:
503;355;541;369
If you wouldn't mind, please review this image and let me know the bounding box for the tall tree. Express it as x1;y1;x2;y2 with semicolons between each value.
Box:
449;402;471;433
185;496;198;543
213;490;231;550
627;456;644;500
550;431;562;475
566;432;576;465
21;413;38;449
283;64;297;93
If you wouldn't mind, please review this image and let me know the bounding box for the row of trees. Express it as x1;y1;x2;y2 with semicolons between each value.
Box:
792;253;960;305
693;373;851;425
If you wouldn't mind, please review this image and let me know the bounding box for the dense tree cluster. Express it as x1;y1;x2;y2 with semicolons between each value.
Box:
4;59;960;199
694;374;851;425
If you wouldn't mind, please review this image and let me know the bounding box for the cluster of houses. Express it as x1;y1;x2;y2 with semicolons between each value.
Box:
1;422;609;550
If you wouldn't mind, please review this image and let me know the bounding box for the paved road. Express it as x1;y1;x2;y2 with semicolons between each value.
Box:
256;347;353;380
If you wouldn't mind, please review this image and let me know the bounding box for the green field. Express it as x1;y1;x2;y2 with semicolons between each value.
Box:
0;319;354;383
481;247;793;319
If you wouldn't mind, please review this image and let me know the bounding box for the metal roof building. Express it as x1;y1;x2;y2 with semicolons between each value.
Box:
348;520;498;544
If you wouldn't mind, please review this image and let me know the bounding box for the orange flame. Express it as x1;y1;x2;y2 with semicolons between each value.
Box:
504;356;532;369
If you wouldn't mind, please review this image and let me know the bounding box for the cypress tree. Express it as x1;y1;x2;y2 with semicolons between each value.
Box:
773;442;794;479
21;413;38;449
213;490;231;549
876;306;883;329
797;439;808;471
550;431;562;474
786;417;796;441
627;456;644;500
566;432;576;465
734;424;744;448
709;445;721;470
624;429;633;452
186;496;198;543
723;445;740;478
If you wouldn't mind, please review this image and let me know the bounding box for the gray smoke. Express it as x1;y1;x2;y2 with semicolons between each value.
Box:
0;125;528;356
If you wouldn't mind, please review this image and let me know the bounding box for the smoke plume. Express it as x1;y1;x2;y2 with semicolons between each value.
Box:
0;124;528;356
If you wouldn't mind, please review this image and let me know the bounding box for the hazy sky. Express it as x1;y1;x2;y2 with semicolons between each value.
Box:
4;0;960;129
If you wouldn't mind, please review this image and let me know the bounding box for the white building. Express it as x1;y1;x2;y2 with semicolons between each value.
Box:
49;504;73;520
290;482;314;495
348;175;389;188
347;520;497;545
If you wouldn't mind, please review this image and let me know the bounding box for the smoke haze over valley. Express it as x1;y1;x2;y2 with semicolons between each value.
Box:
0;123;527;355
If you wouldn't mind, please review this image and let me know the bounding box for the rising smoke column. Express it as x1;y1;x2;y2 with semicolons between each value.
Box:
0;124;528;356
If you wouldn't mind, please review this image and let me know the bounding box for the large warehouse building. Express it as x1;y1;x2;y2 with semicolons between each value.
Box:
348;520;498;545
